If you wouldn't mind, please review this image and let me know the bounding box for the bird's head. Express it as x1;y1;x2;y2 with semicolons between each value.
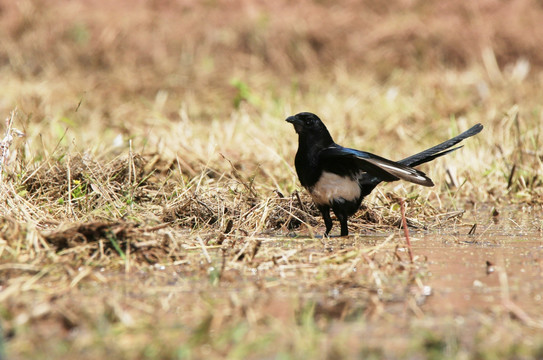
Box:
286;112;327;135
286;112;334;148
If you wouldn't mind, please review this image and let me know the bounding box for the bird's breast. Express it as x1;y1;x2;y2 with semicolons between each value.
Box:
308;171;361;206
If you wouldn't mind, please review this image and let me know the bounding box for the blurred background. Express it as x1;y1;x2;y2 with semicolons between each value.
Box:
2;0;540;112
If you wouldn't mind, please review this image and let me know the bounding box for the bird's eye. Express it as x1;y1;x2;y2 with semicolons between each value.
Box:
304;120;312;126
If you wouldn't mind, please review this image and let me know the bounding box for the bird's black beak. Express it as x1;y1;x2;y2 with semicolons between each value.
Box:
286;116;303;133
285;116;297;124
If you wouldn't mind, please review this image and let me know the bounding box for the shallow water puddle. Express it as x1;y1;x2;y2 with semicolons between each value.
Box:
415;232;543;315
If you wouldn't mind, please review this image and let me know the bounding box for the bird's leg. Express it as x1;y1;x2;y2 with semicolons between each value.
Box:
333;210;349;237
318;205;333;236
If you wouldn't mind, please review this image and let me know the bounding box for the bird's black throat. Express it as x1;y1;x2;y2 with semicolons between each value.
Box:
294;128;334;188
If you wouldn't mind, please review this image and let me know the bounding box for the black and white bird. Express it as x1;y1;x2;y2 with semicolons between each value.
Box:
286;112;483;236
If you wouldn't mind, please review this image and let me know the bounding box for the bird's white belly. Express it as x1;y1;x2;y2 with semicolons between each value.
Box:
309;171;361;206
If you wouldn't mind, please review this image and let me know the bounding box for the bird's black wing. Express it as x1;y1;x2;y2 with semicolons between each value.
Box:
399;123;484;167
319;145;434;186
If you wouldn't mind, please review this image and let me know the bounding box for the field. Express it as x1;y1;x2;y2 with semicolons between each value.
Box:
1;1;543;359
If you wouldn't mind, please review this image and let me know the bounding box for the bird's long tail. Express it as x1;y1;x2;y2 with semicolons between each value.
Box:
398;123;483;168
358;123;483;197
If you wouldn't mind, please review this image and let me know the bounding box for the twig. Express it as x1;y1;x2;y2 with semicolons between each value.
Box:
294;190;307;213
367;234;395;256
128;139;133;185
400;198;414;263
197;236;212;263
0;110;16;183
467;223;477;235
66;156;74;217
136;223;171;232
125;237;131;275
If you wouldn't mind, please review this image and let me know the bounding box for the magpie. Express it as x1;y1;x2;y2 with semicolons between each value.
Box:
286;112;483;236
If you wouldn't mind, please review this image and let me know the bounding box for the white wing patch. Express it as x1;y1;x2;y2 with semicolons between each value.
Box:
367;160;428;182
362;157;434;186
309;171;361;206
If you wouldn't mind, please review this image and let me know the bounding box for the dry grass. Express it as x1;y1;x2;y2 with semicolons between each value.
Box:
1;0;543;359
